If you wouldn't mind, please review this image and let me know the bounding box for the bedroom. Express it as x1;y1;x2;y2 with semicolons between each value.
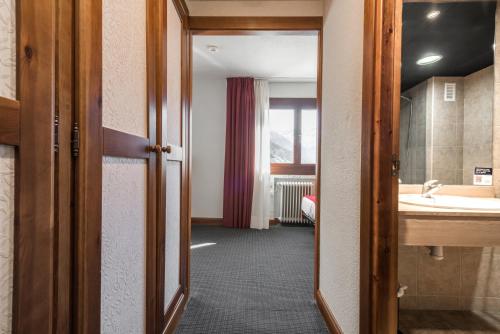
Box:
182;33;324;332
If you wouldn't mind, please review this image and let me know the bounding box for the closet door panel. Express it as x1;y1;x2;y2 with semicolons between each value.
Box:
166;0;182;147
101;0;148;332
0;147;14;334
102;0;147;137
164;160;181;310
163;0;183;309
102;157;147;333
0;1;16;332
0;0;16;100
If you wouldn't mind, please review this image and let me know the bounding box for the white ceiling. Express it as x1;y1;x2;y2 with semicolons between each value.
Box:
193;35;318;81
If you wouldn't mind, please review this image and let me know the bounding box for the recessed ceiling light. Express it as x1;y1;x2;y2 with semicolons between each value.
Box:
427;10;440;20
416;55;443;66
207;45;218;53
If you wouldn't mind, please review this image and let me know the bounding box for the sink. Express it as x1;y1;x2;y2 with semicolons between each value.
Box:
399;194;500;211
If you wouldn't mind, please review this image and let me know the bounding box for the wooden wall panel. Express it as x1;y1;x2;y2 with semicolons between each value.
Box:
15;0;57;332
74;0;103;332
54;0;74;331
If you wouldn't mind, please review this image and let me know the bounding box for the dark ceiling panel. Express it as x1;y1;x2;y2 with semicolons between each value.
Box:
402;1;496;91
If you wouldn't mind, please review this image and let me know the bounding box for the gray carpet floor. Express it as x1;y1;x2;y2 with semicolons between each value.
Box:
175;224;329;334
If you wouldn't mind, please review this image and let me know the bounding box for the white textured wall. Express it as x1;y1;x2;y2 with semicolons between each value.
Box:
191;75;227;218
269;82;317;98
166;0;182;146
320;0;364;332
186;0;323;16
164;0;183;307
102;0;147;138
0;0;16;99
0;1;15;333
0;147;13;334
164;161;181;310
101;0;148;333
101;158;147;334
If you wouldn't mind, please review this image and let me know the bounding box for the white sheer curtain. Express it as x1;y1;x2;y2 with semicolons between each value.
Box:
251;80;271;230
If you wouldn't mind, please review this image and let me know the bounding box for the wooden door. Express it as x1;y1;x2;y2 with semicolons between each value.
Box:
74;0;190;333
158;0;190;332
0;0;73;332
100;0;159;332
74;0;160;333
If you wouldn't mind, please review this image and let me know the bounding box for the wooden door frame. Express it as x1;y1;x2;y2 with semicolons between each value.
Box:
360;0;402;332
185;14;331;331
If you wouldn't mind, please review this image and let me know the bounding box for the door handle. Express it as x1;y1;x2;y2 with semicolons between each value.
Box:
162;145;172;154
148;144;162;153
147;144;172;154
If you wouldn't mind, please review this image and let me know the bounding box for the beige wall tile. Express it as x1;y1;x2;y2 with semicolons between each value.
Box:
495;83;500;126
432;148;458;171
399;245;418;254
432;167;459;185
417;296;461;311
400;296;418;310
494;168;500;196
399;248;418;296
493;129;500;169
460;297;500;312
461;247;500;255
433;123;457;147
399;246;500;311
461;252;500;298
417;247;460;296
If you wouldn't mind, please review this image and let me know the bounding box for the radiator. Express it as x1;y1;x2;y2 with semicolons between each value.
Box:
276;181;314;223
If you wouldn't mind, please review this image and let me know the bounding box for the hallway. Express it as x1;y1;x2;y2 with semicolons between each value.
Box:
175;225;329;334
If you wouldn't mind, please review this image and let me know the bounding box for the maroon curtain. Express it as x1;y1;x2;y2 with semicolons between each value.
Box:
222;78;256;228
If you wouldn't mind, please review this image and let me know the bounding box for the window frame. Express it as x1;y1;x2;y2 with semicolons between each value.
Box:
269;97;317;175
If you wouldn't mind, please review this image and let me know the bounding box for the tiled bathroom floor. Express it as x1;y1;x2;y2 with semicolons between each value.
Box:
399;310;500;333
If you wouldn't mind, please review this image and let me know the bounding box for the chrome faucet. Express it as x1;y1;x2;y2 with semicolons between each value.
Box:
421;180;442;198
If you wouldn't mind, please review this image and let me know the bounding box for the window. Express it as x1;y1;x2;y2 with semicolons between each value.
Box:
269;98;317;175
270;109;295;163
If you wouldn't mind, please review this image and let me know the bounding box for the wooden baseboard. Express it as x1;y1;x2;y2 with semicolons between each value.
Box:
316;289;343;334
163;292;188;334
269;218;280;226
191;217;223;225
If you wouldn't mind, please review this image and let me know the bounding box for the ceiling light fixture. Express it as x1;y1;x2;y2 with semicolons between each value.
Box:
207;45;218;54
416;55;443;66
426;10;440;20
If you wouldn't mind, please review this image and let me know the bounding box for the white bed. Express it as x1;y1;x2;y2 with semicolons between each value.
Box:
301;195;316;223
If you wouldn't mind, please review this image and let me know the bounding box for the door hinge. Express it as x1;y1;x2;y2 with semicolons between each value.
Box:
71;123;80;158
392;154;400;177
54;115;59;153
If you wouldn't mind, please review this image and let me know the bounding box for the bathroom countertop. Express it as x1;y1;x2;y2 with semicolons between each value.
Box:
399;202;500;219
398;187;500;246
398;202;500;247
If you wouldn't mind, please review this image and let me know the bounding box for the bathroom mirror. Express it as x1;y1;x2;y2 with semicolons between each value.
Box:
399;0;496;185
